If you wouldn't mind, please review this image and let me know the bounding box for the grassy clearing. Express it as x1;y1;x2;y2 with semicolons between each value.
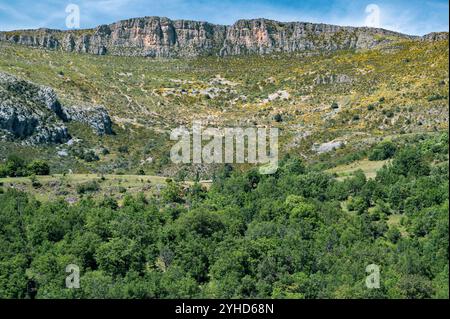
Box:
327;159;388;179
0;174;165;184
0;174;180;203
387;214;408;237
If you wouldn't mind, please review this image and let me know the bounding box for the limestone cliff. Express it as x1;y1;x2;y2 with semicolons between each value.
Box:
0;17;426;58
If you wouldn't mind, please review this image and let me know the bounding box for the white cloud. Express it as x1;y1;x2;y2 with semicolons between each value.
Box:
364;4;381;28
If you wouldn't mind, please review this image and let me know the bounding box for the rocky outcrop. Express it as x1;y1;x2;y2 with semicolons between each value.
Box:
0;72;70;144
422;32;449;42
63;104;113;135
0;28;60;49
219;20;414;56
315;74;353;85
0;17;422;58
312;140;345;153
0;96;69;144
0;72;113;144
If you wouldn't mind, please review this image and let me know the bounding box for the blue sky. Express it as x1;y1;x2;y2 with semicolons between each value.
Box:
0;0;448;35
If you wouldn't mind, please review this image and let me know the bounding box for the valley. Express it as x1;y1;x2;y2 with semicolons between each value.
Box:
0;14;448;300
0;32;448;179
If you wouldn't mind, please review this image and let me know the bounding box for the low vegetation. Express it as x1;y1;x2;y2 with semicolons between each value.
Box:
0;155;49;178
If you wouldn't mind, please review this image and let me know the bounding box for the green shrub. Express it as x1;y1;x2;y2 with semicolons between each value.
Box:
27;160;50;175
118;146;129;154
82;150;100;162
427;94;447;102
386;227;401;243
72;148;99;162
273;113;283;122
382;109;394;118
30;175;42;188
347;196;369;214
1;158;50;177
0;165;7;178
101;147;110;155
162;181;184;203
3;154;27;177
369;141;397;161
76;180;101;194
391;147;431;177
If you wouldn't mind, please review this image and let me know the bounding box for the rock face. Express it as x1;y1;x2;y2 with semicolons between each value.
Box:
315;74;353;85
422;32;449;42
63;104;113;135
312;140;345;153
0;17;425;58
0;72;70;144
0;72;113;144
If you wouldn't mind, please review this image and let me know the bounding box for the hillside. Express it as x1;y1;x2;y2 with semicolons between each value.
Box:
0;32;447;177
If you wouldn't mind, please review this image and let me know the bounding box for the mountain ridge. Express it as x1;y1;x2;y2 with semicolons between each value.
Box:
2;16;444;58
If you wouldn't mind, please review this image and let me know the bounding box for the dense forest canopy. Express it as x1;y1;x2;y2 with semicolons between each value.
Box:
0;133;448;298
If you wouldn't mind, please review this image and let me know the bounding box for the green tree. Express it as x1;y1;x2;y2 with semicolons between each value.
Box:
27;160;50;175
369;141;397;161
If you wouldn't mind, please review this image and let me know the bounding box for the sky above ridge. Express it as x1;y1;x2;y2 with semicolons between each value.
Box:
0;0;448;36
